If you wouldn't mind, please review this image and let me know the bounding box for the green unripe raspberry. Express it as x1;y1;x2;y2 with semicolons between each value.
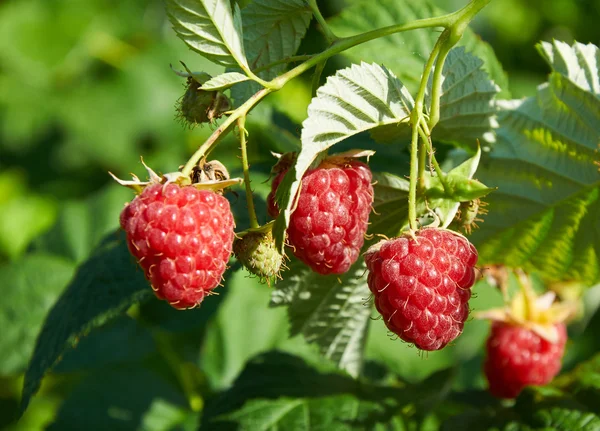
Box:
178;77;230;126
233;230;284;283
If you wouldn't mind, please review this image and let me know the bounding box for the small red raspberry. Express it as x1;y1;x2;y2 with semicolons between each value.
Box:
365;228;478;351
484;321;567;398
267;160;374;275
120;183;235;309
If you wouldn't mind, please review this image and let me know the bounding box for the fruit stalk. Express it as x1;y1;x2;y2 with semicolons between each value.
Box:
238;116;259;229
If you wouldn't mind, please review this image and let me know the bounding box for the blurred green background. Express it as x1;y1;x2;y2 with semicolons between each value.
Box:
1;0;599;429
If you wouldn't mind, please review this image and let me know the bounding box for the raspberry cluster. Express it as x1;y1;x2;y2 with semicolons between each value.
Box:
268;160;373;275
484;322;567;398
365;228;478;351
120;183;234;309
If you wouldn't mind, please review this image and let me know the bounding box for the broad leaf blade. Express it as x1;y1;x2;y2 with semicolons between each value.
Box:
270;260;372;377
199;268;290;390
0;255;75;376
473;42;600;285
20;231;151;414
273;62;414;247
230;0;312;106
166;0;249;68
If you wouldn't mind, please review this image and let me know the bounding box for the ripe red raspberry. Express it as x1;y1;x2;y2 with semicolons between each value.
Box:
365;228;478;351
267;160;374;275
120;183;235;309
484;321;567;398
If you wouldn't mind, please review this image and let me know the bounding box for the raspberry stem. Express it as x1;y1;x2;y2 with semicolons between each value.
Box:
311;60;327;96
307;0;338;44
419;119;450;193
238;116;260;229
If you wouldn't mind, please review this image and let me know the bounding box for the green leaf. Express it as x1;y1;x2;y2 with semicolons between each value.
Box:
35;185;134;263
328;0;510;97
0;255;75;375
201;351;458;430
270;260;372;378
538;40;600;95
273;62;414;248
201;71;250;90
199;268;290;390
0;193;57;260
530;408;600;431
20;230;151;415
166;0;249;68
372;47;500;149
201;351;440;431
140;399;198;431
230;0;312;106
472;41;600;284
47;365;189;431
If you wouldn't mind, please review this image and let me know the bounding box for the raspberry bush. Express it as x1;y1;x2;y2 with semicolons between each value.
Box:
2;0;599;429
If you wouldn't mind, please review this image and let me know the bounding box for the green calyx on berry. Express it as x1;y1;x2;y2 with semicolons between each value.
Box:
451;198;488;235
109;158;242;194
233;222;285;284
476;268;578;343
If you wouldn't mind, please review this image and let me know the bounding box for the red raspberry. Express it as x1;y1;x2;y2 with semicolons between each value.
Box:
120;183;235;309
267;160;374;275
365;228;478;351
484;321;567;398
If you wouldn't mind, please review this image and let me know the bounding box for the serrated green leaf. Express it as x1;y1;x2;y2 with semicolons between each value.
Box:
270;260;372;378
230;0;312;107
372;47;500;148
20;230;151;415
472;42;600;285
328;0;510;97
0;255;75;376
531;408;600;431
166;0;248;68
538;40;600;95
273;62;414;248
201;71;249;90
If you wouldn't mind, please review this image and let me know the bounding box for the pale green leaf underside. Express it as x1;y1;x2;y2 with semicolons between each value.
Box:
270;261;372;378
230;0;312;106
166;0;248;68
201;71;249;90
328;0;510;97
538;40;600;96
473;42;600;285
273;62;414;247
